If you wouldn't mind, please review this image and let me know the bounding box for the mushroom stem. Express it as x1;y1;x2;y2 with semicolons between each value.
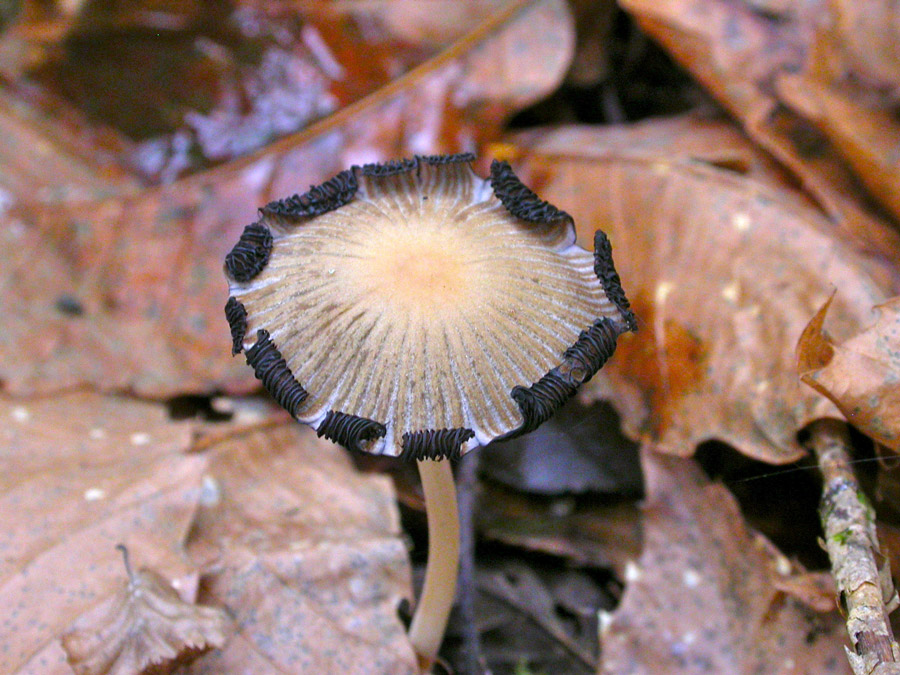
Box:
409;458;460;671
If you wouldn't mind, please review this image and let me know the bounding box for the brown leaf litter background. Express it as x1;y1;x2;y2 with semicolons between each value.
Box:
2;0;900;673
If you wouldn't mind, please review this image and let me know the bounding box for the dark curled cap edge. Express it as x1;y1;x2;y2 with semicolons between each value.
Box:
261;168;358;221
400;428;476;462
594;230;636;332
225;297;247;355
245;330;308;417
259;154;477;223
316;410;387;453
499;318;620;441
224;223;273;283
489;159;572;225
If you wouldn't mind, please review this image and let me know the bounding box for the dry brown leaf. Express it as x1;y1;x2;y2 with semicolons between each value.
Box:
798;295;900;452
502;112;796;189
0;86;137;209
619;0;900;255
0;0;574;399
184;423;416;675
507;128;898;462
600;449;850;675
0;393;204;674
775;73;900;228
62;549;229;675
810;0;900;92
477;482;642;576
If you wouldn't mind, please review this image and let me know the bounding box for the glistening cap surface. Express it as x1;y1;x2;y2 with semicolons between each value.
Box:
224;154;634;460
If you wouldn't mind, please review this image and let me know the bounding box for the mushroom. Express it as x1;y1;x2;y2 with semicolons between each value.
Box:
223;154;635;671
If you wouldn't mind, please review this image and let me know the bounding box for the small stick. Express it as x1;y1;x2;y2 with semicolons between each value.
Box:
457;450;485;674
806;419;900;674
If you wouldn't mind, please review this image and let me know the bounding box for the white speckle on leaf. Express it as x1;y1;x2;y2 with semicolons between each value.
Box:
775;555;792;576
733;212;751;231
683;631;696;645
624;560;642;583
130;432;150;446
89;427;107;440
200;475;222;506
683;568;701;588
721;281;740;303
84;488;105;501
11;406;30;423
598;610;614;636
655;281;675;305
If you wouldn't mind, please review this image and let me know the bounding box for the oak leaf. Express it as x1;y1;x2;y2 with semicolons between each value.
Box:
798;294;900;452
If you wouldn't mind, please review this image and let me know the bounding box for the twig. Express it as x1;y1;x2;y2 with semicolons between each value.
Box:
806;419;900;674
457;451;488;674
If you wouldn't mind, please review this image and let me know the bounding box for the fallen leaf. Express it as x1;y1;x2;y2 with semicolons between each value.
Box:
600;449;850;675
22;1;513;181
798;294;900;452
501;111;798;190
775;73;900;238
477;561;597;673
0;85;138;210
507;127;899;462
619;0;900;257
477;481;642;575
0;393;205;674
184;423;416;675
0;0;574;398
62;548;229;675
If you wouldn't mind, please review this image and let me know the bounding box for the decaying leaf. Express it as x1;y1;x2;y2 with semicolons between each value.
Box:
62;547;229;675
507;126;898;462
21;1;514;182
619;0;900;258
798;294;900;452
477;481;642;576
0;0;574;399
0;87;137;210
0;393;204;674
184;424;416;675
600;449;850;675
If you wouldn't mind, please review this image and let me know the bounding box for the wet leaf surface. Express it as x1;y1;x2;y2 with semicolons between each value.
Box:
0;0;573;399
507;123;899;462
798;294;900;452
600;449;849;675
21;1;508;181
62;552;229;675
184;424;416;675
0;393;204;674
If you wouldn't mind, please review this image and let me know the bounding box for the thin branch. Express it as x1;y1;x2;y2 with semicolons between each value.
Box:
805;418;900;674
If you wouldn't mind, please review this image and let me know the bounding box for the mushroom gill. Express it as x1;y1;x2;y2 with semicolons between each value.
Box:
224;153;634;460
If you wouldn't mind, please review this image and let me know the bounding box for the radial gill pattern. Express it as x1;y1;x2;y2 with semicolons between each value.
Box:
225;155;633;459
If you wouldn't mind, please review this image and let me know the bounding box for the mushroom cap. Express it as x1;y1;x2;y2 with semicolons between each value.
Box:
224;154;634;460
